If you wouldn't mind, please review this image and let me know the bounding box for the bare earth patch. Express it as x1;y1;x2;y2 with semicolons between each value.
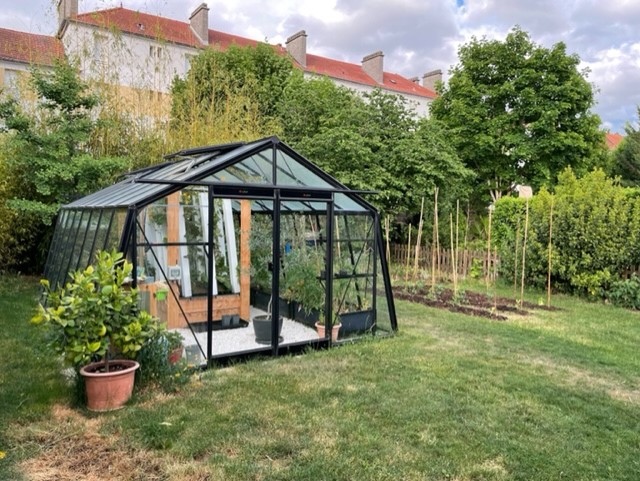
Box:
15;405;166;481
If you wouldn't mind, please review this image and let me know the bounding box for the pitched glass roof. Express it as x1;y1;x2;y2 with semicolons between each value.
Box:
66;137;369;213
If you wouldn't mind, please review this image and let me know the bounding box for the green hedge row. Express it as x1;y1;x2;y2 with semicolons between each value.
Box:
493;168;640;300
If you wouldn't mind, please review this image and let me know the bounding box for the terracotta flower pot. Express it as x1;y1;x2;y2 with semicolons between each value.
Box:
168;346;184;365
80;360;139;411
315;322;341;342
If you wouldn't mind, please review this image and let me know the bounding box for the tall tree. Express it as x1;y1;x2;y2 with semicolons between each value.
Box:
0;60;126;271
612;108;640;186
431;27;606;202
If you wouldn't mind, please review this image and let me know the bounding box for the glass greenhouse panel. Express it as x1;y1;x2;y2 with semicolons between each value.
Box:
76;210;100;273
214;149;274;184
54;210;83;288
45;210;73;288
275;150;332;188
279;202;328;346
93;209;115;257
333;213;376;340
374;251;393;335
105;209;129;251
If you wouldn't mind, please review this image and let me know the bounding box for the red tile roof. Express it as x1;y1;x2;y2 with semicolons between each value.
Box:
305;53;435;98
0;28;64;66
71;7;435;99
605;132;624;150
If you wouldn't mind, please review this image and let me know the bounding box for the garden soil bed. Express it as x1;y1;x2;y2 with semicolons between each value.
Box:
393;286;561;321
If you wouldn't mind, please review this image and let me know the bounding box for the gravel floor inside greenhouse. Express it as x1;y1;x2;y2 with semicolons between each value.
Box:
174;306;319;364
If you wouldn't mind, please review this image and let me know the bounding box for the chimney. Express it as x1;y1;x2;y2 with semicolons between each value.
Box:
362;51;384;84
57;0;78;32
189;3;209;45
409;76;420;84
286;30;307;67
422;69;442;91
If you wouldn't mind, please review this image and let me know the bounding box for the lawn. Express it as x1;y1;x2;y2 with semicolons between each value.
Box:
2;276;639;480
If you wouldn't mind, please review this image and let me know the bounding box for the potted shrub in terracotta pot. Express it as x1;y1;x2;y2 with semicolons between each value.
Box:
315;312;341;342
33;250;161;411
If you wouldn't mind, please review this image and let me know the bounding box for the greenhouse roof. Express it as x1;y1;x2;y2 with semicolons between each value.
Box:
66;136;370;212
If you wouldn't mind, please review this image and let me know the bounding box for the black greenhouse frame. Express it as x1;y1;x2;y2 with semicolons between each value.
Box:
44;137;397;366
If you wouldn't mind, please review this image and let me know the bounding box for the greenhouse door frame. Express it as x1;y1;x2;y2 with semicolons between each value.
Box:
210;184;335;363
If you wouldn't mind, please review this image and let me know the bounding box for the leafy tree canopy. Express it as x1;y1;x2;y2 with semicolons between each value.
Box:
0;59;126;271
431;27;606;202
171;43;294;124
612;108;640;186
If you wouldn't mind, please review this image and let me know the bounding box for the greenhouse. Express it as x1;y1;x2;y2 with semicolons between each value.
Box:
43;136;397;365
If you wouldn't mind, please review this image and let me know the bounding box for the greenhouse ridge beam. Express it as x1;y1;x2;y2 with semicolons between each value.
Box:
133;178;377;196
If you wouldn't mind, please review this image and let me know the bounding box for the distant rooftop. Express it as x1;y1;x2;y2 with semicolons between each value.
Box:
0;27;64;66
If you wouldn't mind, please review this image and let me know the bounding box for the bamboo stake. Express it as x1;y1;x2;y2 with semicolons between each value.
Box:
335;216;342;261
547;197;554;307
434;188;440;280
520;199;530;306
431;194;437;292
462;201;470;278
450;212;457;297
385;215;391;266
514;217;520;301
486;205;493;292
405;224;412;283
455;199;460;282
413;197;425;282
493;246;498;310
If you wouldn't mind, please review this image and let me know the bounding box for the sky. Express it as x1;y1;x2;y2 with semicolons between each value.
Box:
1;0;638;134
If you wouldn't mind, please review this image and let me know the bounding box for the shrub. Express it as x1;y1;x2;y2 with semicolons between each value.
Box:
608;275;640;310
493;168;640;298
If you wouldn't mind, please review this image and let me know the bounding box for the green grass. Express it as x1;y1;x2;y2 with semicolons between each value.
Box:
2;276;639;480
0;276;68;480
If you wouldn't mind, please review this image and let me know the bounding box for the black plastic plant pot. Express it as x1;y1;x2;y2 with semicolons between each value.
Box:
252;315;284;344
338;310;374;334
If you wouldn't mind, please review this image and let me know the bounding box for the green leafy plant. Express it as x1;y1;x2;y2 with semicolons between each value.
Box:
136;329;189;392
281;246;324;315
32;249;162;371
608;275;640;310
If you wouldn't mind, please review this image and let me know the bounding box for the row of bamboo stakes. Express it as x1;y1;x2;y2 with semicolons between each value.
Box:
384;190;555;308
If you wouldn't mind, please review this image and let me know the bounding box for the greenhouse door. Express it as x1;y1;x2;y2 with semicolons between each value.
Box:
275;193;333;352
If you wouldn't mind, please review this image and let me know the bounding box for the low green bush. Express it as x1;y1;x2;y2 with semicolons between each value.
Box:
608;275;640;310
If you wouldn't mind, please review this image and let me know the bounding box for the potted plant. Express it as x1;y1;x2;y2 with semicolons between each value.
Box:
166;330;184;364
281;246;324;326
252;295;284;344
315;312;341;342
32;250;162;411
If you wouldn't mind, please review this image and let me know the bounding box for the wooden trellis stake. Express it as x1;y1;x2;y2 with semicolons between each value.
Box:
520;199;530;306
547;197;554;307
405;224;412;283
486;205;493;292
413;197;425;281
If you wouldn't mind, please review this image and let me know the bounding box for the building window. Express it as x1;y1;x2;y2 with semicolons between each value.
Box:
150;45;164;59
184;53;195;74
93;35;106;65
2;69;21;97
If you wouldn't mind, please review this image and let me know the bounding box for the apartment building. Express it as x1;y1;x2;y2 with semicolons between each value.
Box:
1;0;438;118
